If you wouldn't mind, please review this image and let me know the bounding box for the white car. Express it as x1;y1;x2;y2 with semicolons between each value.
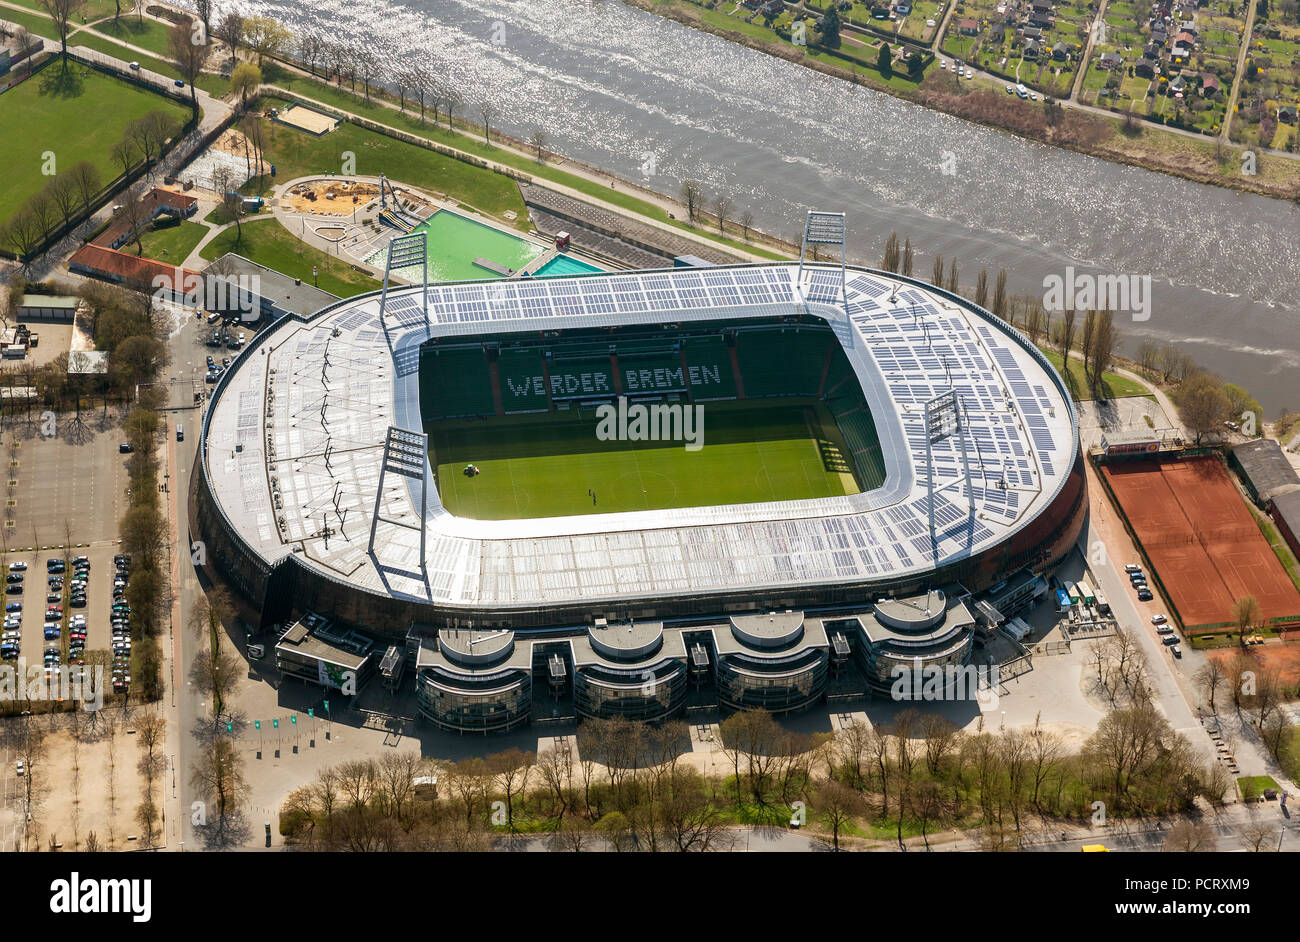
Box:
1006;84;1015;93
1151;614;1168;625
15;760;23;776
940;60;948;69
1124;563;1141;573
8;562;26;572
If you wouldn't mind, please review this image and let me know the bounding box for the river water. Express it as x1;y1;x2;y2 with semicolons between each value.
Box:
205;0;1300;411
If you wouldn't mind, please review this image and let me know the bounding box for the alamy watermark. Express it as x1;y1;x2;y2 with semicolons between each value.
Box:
0;661;104;711
595;396;705;452
151;269;260;319
889;659;1000;710
1042;266;1151;321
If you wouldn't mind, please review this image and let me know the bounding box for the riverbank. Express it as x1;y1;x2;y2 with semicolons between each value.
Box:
621;0;1300;203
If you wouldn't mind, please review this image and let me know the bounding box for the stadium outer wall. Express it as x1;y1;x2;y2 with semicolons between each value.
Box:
193;267;1087;641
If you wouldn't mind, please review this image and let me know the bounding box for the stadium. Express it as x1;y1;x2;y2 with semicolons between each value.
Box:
195;216;1086;727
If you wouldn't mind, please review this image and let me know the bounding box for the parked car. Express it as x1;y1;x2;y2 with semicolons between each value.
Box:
5;585;22;595
119;443;133;454
5;573;23;585
8;562;26;572
1171;645;1183;658
1137;588;1153;601
4;602;20;613
1151;614;1167;625
1124;563;1141;573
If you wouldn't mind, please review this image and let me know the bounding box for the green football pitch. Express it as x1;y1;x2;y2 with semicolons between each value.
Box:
429;399;861;520
0;64;190;224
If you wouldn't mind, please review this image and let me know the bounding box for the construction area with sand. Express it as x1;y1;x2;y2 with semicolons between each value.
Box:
281;178;380;215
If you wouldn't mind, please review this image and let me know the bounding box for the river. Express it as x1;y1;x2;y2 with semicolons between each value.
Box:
202;0;1300;411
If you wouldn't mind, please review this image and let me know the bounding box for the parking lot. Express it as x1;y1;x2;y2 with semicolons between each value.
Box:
5;420;132;548
2;543;126;699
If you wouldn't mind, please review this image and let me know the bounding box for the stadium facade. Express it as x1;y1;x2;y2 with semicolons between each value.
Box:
197;260;1085;726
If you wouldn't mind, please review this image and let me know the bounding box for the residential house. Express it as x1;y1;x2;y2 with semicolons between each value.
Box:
959;18;980;34
1280;105;1299;125
1024;38;1041;59
1098;51;1122;69
1051;42;1069;61
1134;58;1157;79
1199;72;1221;97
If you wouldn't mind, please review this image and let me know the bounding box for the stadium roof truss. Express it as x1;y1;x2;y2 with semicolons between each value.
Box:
202;261;1078;611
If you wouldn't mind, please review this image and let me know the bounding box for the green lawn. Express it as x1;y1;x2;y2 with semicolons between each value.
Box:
1236;775;1280;800
0;61;189;223
134;219;207;264
429;400;855;519
7;0;127;21
198;217;380;298
261;77;785;257
1041;349;1151;400
245;107;528;223
89;14;174;57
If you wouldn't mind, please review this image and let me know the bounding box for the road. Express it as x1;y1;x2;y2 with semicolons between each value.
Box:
160;307;208;852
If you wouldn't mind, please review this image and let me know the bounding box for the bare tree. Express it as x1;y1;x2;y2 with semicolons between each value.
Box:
1163;818;1217;851
216;10;245;59
169;22;207;112
813;777;863;851
477;100;497;143
679;180;702;224
529;127;550;163
38;0;86;59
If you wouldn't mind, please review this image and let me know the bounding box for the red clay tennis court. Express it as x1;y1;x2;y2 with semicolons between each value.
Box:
1102;455;1300;629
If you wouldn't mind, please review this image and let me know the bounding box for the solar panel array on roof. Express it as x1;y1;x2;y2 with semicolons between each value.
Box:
203;263;1076;609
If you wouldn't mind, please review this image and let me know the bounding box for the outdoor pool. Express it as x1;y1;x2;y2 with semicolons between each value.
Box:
368;209;545;282
532;254;605;277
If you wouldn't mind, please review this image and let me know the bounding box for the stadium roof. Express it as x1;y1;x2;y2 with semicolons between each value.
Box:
201;263;1077;611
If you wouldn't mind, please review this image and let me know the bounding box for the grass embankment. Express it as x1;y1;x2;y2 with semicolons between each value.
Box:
244;102;529;225
260;68;786;257
199;216;380;297
1041;349;1152;401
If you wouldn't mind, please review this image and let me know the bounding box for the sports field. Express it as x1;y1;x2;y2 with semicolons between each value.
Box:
1103;456;1300;629
429;400;860;519
0;64;189;223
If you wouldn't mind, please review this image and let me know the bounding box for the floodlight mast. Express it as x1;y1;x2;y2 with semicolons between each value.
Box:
368;426;430;589
796;210;847;317
923;389;974;564
378;231;431;340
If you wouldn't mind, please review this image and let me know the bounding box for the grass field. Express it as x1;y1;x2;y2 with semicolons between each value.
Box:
0;63;189;223
430;400;859;519
199;217;380;297
134;219;207;264
1041;349;1151;401
243;102;529;224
